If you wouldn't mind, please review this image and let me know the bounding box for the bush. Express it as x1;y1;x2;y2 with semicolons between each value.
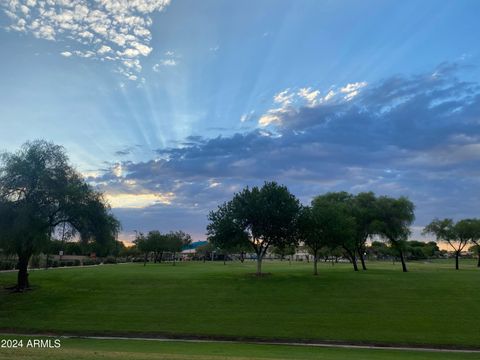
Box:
82;258;97;266
104;256;117;264
47;260;59;268
0;260;16;270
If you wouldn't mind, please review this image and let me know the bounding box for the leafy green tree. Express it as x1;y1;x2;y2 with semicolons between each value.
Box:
207;201;250;263
311;192;358;271
147;230;168;263
0;140;120;290
423;218;477;270
296;206;324;275
165;230;192;266
373;196;415;272
133;232;151;266
368;241;394;260
465;219;480;267
207;181;300;275
351;192;378;270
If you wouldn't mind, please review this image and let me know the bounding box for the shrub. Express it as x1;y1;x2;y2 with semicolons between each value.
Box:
104;256;117;264
0;260;16;270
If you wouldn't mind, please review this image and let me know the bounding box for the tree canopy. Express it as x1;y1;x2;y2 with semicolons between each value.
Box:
0;140;120;290
207;181;300;275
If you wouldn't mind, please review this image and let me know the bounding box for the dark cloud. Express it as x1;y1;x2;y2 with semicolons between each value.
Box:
96;63;480;239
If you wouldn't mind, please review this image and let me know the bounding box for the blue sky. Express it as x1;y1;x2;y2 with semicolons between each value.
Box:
1;0;480;242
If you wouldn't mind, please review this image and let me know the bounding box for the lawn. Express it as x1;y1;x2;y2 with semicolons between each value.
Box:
0;337;479;360
0;260;479;348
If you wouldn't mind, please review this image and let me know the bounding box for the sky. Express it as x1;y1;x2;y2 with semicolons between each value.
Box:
1;0;480;243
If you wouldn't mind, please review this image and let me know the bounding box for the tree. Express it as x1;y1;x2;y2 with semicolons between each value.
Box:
133;232;150;266
147;230;168;263
311;193;358;271
207;201;250;263
465;219;480;267
165;230;192;266
351;192;378;270
0;140;120;290
368;241;395;260
373;196;415;272
296;206;324;275
207;181;300;275
423;218;477;270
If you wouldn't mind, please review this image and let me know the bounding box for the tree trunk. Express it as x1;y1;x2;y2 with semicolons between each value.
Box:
143;253;147;266
476;247;480;268
173;252;176;266
455;252;459;270
159;252;163;263
345;248;358;271
17;254;31;291
203;255;206;263
256;255;263;275
240;252;245;263
399;249;408;272
359;249;367;270
313;253;318;276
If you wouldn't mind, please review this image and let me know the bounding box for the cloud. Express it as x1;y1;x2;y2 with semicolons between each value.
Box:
298;87;321;106
258;82;369;127
89;63;480;239
1;0;171;79
106;192;175;209
152;55;177;71
240;110;255;123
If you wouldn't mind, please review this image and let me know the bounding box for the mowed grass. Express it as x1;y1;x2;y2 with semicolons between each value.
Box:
0;337;479;360
0;260;479;347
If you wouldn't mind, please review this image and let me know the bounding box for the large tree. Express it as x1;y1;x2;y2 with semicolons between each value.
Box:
423;218;477;270
207;181;300;275
0;140;120;290
351;192;378;270
311;192;358;271
373;196;415;272
207;201;250;263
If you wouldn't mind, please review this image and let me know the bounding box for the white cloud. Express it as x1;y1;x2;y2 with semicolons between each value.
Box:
240;110;255;123
298;87;321;106
1;0;171;80
105;192;175;208
61;51;72;57
274;89;294;105
152;58;176;71
258;81;367;127
160;59;176;66
340;82;368;101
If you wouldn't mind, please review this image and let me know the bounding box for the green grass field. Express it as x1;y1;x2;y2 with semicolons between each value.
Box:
0;337;479;360
0;260;479;351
